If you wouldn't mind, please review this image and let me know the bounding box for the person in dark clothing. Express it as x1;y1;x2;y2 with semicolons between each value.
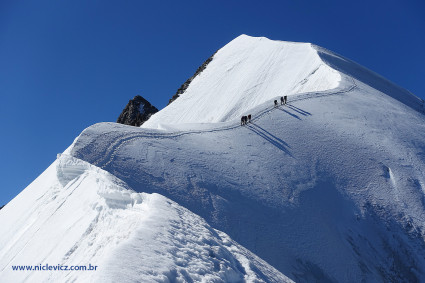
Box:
280;97;284;105
284;95;287;105
274;100;278;107
248;114;251;123
241;116;248;125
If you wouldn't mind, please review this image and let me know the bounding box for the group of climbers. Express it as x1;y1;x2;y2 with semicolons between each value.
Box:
241;114;252;125
243;96;287;126
275;96;287;107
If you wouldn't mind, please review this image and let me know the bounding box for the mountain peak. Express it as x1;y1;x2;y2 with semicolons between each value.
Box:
143;35;423;130
117;95;158;127
142;35;340;129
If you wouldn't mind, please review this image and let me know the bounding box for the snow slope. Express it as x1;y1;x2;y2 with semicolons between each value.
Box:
1;35;425;282
142;35;341;128
71;76;425;282
0;155;291;282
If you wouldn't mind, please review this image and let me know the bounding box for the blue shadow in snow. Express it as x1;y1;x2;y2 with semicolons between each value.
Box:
247;122;292;156
276;106;301;120
287;104;312;116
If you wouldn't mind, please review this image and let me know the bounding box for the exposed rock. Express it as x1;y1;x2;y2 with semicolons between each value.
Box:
117;95;158;127
168;50;217;105
0;205;4;210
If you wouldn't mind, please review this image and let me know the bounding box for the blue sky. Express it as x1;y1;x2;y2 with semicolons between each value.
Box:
1;0;424;205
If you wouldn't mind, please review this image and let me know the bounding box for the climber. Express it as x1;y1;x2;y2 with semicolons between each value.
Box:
274;100;278;107
284;95;287;105
241;116;248;125
248;114;252;123
280;97;284;105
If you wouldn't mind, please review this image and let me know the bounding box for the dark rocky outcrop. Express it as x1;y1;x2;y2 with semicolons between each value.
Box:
168;50;218;105
0;205;4;210
117;95;158;127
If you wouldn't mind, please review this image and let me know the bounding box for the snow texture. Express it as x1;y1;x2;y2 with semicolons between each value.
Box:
1;35;425;282
0;155;290;282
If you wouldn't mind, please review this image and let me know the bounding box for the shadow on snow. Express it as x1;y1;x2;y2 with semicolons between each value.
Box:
287;104;312;116
246;122;292;156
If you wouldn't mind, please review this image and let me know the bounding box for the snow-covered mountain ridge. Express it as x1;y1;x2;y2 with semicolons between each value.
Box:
143;34;423;129
0;155;290;282
1;35;425;282
143;35;342;128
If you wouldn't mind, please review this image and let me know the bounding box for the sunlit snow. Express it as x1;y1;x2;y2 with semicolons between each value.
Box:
1;35;425;282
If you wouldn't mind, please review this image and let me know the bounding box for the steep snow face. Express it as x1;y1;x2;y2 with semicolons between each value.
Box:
314;45;424;113
0;155;290;282
143;35;341;128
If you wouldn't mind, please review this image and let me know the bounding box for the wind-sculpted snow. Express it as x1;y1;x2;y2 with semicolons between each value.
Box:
314;45;425;113
0;155;291;282
71;71;425;282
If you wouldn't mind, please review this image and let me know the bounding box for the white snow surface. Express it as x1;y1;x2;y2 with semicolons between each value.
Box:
2;35;425;282
142;35;341;128
0;155;290;282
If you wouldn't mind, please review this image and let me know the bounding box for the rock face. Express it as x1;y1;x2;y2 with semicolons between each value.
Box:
168;51;217;105
117;95;158;127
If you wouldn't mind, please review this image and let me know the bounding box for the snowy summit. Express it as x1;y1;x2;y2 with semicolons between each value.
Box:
143;34;342;128
1;35;425;282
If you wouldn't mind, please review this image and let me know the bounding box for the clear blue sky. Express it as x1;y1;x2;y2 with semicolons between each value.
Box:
1;0;424;205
